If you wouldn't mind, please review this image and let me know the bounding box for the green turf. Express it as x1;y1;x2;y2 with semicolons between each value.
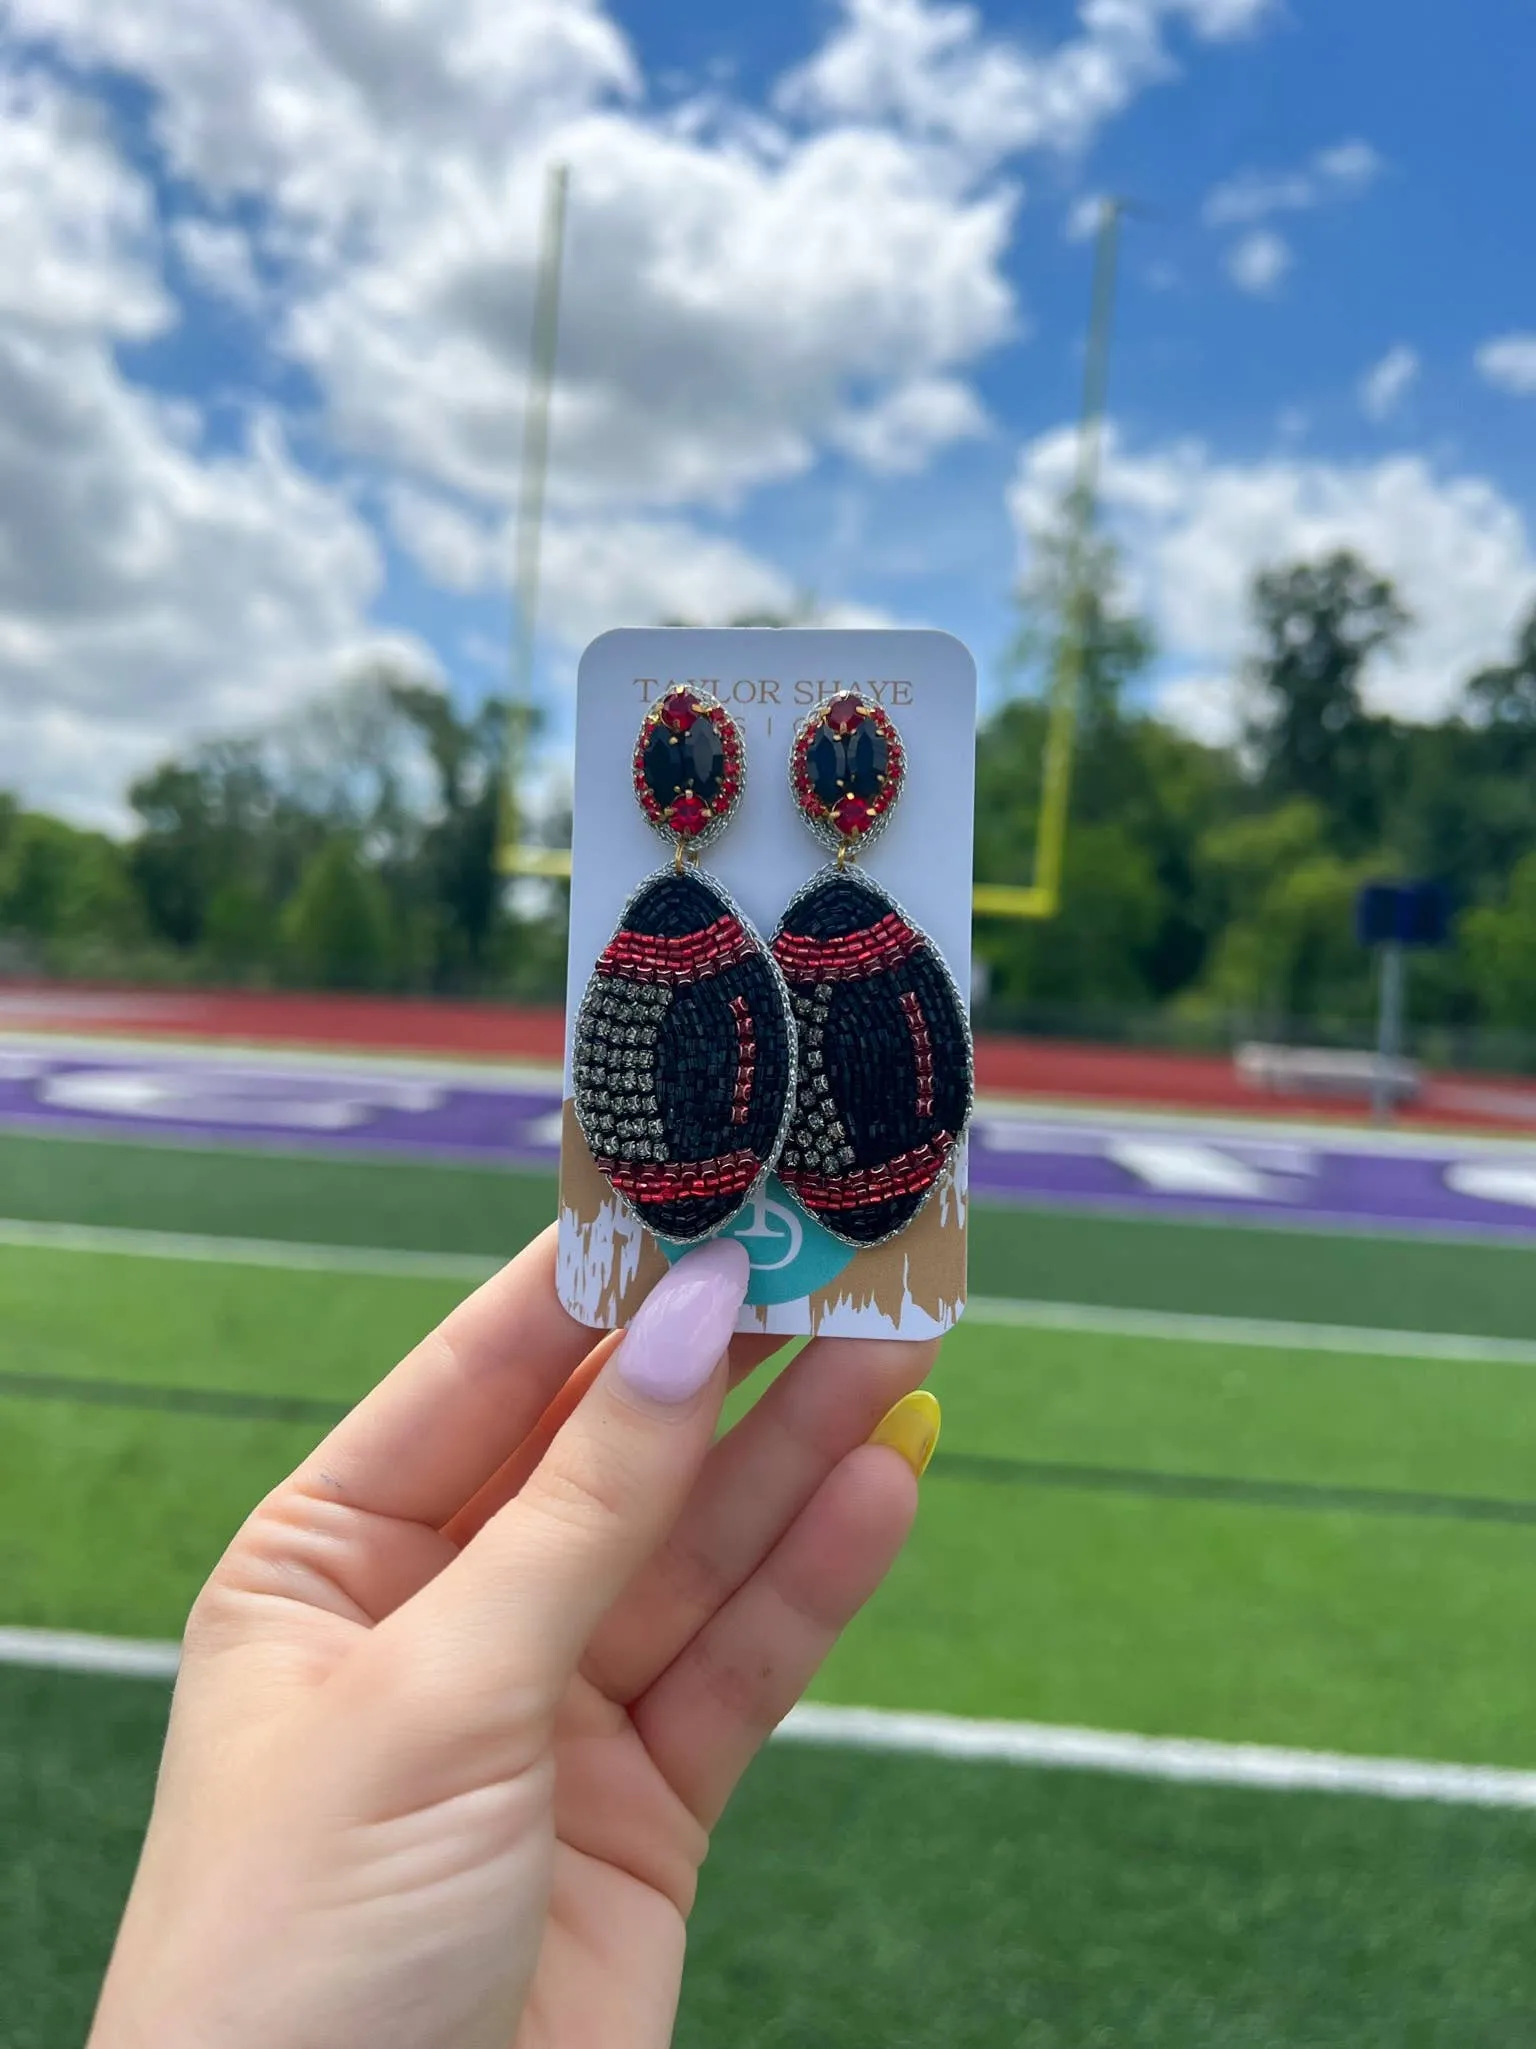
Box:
0;1244;463;1398
8;1665;1536;2049
0;1669;162;2049
0;1128;553;1258
970;1202;1536;1339
10;1249;1536;1763
685;1743;1536;2048
3;1127;1534;1335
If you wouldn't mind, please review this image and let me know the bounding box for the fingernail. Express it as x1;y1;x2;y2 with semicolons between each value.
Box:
613;1240;751;1406
868;1390;941;1478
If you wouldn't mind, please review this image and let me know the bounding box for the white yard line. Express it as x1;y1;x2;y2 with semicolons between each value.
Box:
779;1705;1536;1812
1;1218;1532;1362
0;1217;499;1283
0;1627;179;1680
5;1627;1534;1812
966;1296;1536;1366
0;1030;563;1092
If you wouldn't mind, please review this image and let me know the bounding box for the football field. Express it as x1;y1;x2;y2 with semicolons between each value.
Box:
6;1100;1536;2047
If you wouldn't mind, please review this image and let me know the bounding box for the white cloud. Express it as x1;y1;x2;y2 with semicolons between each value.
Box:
779;0;1271;173
386;483;793;639
384;483;901;643
0;0;1286;819
538;518;798;641
386;484;500;593
0;66;171;339
832;376;989;474
172;216;263;310
1205;137;1385;226
0;60;408;823
1359;345;1420;421
0;328;412;823
290;114;1019;511
1065;193;1108;241
1477;334;1536;396
12;0;1027;518
1228;229;1291;294
1012;427;1536;730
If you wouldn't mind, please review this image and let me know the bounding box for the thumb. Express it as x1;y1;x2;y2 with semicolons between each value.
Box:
386;1239;750;1735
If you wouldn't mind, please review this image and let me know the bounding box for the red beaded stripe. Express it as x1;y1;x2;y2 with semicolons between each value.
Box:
900;990;935;1120
598;916;753;986
780;1135;953;1214
772;913;921;985
729;994;756;1126
596;1149;762;1204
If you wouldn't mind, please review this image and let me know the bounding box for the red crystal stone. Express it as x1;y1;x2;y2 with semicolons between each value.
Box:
669;792;709;834
832;794;873;835
824;693;864;736
659;688;700;733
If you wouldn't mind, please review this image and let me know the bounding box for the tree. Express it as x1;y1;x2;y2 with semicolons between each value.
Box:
976;503;1239;1012
1005;511;1154;750
383;677;512;988
1245;551;1410;849
1188;801;1377;1025
122;663;561;995
1461;852;1536;1029
1466;601;1536;739
281;839;395;991
0;810;141;948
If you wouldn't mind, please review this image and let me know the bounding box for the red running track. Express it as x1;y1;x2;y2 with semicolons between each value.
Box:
3;979;1534;1130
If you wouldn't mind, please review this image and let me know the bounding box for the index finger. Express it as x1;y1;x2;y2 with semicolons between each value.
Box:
289;1226;595;1532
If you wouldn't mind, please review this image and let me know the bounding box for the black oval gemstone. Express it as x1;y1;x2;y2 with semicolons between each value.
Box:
807;722;889;809
644;718;725;809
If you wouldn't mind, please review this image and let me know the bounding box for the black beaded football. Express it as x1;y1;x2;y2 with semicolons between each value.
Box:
772;870;972;1247
573;869;796;1243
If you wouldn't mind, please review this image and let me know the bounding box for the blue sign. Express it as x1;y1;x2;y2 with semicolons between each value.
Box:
1356;881;1450;950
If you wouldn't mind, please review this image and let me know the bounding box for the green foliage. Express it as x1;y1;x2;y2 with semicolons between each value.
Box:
1245;551;1410;850
0;806;141;951
1187;801;1377;1023
1460;852;1536;1028
7;546;1536;1039
280;837;396;990
977;507;1240;1015
113;664;566;1000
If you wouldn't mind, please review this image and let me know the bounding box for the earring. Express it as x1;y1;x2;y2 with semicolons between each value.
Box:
772;691;973;1247
573;687;796;1245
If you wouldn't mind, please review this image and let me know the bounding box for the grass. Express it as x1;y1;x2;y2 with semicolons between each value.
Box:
7;1126;1536;2045
9;1665;1536;2049
8;1244;1536;1762
3;1127;1534;1336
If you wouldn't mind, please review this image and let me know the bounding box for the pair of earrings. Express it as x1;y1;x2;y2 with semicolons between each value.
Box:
572;687;974;1251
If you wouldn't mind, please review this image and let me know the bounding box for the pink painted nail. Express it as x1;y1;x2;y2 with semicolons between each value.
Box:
613;1240;750;1405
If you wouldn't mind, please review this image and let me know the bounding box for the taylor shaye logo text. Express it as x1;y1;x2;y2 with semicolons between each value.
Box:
633;678;915;708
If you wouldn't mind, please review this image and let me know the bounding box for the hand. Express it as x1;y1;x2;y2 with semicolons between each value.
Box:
90;1226;939;2049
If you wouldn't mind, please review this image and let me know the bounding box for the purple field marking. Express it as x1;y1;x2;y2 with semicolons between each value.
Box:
0;1047;561;1169
2;1042;1536;1240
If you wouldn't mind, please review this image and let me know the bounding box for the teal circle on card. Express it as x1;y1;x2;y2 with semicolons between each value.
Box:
658;1178;857;1305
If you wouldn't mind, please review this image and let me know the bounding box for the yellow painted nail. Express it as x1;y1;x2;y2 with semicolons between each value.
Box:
868;1390;941;1479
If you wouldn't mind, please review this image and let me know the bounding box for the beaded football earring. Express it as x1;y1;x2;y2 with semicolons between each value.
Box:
572;688;796;1244
771;691;973;1247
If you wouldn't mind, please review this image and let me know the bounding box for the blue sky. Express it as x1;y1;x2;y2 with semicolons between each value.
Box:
1;0;1534;823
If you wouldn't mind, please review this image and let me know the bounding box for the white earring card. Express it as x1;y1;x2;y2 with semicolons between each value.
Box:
556;628;977;1342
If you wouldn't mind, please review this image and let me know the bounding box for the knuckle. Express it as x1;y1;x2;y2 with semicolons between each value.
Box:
521;1440;639;1544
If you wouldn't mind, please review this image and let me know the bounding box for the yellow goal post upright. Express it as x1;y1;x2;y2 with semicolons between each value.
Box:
496;187;1124;910
972;197;1124;924
497;163;575;884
